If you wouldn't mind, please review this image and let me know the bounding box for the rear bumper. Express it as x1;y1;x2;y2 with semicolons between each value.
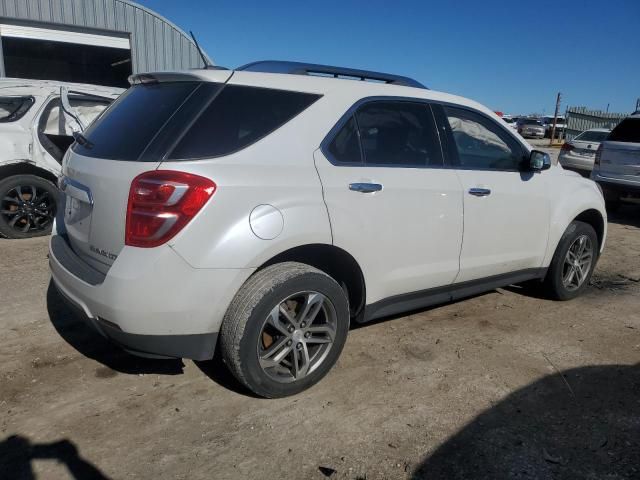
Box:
49;233;254;360
558;152;594;172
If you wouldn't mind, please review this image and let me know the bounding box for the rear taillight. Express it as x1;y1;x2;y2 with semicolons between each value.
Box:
126;170;216;248
561;143;574;152
594;144;603;166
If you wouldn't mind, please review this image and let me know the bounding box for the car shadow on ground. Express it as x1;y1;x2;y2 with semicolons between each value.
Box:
0;435;110;480
46;281;184;376
412;363;640;480
608;203;640;228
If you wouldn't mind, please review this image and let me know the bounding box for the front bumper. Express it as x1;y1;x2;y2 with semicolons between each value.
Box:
49;234;254;360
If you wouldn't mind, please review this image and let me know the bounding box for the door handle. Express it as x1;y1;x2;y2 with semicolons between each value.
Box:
468;188;491;197
349;183;383;193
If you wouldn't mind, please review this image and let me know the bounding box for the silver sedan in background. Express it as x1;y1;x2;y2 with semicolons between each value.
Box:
559;128;610;176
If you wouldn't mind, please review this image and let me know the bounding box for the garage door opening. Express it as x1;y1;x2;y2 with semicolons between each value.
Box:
0;24;132;88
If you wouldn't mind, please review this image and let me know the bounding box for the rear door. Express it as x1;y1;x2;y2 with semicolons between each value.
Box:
58;72;232;272
435;105;550;282
315;100;463;305
598;117;640;179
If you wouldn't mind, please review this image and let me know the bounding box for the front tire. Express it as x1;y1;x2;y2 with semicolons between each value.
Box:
220;262;350;398
0;174;57;239
543;221;598;300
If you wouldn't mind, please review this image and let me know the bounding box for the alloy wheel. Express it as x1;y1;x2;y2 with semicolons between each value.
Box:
257;291;337;383
1;184;55;234
562;234;593;291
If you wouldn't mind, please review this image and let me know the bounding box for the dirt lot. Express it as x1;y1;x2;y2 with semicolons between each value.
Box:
1;206;639;480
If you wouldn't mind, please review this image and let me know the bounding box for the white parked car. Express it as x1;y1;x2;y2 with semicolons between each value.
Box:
542;116;566;139
49;61;607;397
559;128;610;175
0;79;122;238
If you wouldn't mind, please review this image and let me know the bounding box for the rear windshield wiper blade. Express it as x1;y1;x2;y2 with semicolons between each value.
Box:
73;132;94;149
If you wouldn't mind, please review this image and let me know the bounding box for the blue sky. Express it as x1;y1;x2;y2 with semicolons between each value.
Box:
140;0;639;115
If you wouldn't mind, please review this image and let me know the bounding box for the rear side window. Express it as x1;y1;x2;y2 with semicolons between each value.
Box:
168;86;321;159
73;82;201;160
326;100;442;167
608;118;640;143
0;96;34;122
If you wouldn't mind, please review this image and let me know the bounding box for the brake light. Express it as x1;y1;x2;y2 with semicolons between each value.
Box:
594;144;603;166
126;170;216;248
561;143;574;152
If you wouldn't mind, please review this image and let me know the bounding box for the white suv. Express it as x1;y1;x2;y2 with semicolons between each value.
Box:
49;61;607;397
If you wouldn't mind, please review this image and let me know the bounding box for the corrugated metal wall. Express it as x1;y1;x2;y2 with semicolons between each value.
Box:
0;0;210;74
565;107;628;141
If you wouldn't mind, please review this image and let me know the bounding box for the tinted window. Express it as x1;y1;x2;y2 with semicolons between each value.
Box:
328;116;362;164
521;119;541;125
608;118;640;143
354;101;442;167
169;86;321;159
73;82;200;160
445;106;524;171
574;130;609;142
0;96;34;122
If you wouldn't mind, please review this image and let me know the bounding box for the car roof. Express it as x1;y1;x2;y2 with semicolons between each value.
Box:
0;78;123;97
141;68;503;123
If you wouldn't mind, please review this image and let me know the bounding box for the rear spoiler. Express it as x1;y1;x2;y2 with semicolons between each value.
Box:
128;69;231;86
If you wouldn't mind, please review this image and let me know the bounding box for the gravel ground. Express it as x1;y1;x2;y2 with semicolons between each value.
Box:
1;205;639;480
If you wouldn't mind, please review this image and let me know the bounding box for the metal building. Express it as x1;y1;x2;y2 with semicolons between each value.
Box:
0;0;212;87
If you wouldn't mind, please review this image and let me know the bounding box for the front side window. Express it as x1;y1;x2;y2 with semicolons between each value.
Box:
0;96;34;122
444;106;524;171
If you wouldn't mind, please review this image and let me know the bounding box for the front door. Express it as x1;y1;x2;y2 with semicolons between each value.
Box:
436;105;550;282
315;100;464;305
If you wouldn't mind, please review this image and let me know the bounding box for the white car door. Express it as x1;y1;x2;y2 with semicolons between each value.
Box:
435;105;550;282
314;100;464;308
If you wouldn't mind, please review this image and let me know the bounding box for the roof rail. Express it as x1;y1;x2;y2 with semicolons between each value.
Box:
237;60;428;89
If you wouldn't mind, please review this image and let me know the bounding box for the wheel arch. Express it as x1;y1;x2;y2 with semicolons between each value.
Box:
0;161;59;185
573;208;605;251
258;243;366;319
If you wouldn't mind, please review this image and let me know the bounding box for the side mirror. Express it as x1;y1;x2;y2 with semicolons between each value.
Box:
529;150;551;171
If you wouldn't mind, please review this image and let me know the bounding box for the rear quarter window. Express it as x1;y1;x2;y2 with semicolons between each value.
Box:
0;96;35;122
168;86;321;160
608;118;640;143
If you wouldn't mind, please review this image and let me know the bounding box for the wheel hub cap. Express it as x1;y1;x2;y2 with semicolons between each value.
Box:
562;234;594;291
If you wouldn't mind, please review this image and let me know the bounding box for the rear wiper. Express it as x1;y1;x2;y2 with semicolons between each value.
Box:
72;132;94;149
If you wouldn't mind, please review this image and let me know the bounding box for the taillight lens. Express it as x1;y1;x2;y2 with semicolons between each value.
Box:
561;142;574;152
594;144;603;166
126;170;216;248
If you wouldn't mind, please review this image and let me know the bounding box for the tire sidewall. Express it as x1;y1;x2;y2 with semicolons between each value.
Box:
0;174;58;239
548;221;598;300
238;272;349;398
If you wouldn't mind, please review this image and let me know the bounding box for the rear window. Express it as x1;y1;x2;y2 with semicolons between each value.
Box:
73;82;201;160
522;119;541;125
168;86;321;159
574;130;609;142
0;96;35;122
608;118;640;143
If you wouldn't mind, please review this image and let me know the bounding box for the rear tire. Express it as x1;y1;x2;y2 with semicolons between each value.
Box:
220;262;350;398
0;174;57;239
543;221;598;300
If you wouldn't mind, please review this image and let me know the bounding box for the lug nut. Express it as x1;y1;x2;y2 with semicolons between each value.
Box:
296;343;303;350
304;332;311;338
286;340;292;346
288;326;295;333
300;322;306;328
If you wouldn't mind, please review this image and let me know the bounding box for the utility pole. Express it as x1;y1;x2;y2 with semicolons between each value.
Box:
549;92;562;145
636;97;640;113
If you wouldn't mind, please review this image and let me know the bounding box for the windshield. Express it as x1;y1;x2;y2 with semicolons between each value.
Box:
0;96;35;122
574;130;609;142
